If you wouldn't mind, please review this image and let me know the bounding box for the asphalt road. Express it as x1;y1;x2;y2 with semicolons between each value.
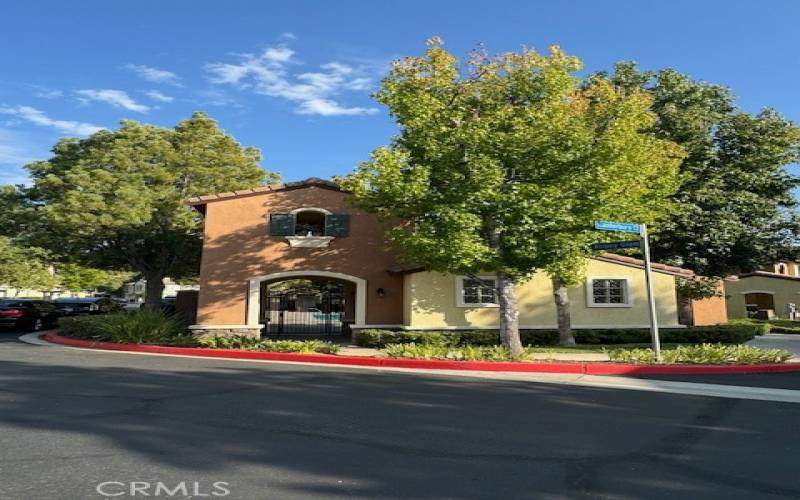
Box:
1;330;800;500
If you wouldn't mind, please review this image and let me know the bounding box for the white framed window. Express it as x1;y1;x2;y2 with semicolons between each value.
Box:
456;276;499;307
586;278;631;307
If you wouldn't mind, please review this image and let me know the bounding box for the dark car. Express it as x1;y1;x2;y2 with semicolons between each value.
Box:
53;297;123;316
0;299;60;331
139;296;177;315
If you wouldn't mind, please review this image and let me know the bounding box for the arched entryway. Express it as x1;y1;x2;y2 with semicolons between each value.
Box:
247;271;366;335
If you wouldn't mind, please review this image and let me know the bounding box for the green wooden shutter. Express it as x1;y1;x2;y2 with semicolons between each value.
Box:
269;213;295;236
325;214;350;237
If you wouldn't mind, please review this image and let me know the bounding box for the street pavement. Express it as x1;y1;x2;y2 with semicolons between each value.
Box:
748;333;800;356
1;329;800;499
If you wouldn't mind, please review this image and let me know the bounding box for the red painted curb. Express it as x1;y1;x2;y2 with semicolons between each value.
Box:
42;332;800;376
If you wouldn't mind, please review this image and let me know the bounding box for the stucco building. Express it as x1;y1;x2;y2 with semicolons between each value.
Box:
187;178;725;338
725;261;800;319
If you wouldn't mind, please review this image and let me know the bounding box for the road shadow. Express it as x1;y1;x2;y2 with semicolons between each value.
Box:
1;343;799;499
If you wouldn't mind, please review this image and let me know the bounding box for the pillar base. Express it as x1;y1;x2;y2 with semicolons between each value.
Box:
188;325;263;340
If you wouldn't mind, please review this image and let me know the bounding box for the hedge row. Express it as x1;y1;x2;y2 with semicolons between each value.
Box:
353;324;766;348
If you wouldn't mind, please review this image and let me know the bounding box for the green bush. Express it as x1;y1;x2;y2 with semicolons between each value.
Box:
731;318;800;334
354;324;762;348
726;319;773;335
59;311;192;344
606;343;792;364
383;343;521;361
198;335;339;354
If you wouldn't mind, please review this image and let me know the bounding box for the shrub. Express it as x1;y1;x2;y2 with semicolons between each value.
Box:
59;311;192;344
758;319;800;334
606;343;792;364
197;335;339;354
354;324;763;348
383;343;521;361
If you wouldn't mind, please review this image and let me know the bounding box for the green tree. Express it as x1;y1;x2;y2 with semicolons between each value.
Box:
344;40;684;353
0;237;58;294
55;263;133;294
603;63;800;276
23;112;277;308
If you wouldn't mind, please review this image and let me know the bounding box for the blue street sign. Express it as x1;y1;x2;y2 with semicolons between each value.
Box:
594;220;641;234
590;240;641;251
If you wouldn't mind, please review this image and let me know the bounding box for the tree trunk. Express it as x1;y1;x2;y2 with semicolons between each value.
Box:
497;272;524;358
552;279;576;346
143;271;166;311
677;297;694;326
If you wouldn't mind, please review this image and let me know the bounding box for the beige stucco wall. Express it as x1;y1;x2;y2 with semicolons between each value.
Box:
725;276;800;319
404;259;681;329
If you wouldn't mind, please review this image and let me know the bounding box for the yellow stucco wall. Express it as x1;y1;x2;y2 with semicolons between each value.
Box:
404;259;680;329
725;276;800;319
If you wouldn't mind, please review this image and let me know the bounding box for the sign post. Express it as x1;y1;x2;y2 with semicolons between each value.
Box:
638;224;662;362
592;220;662;362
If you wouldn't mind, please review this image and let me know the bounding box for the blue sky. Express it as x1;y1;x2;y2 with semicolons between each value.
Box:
1;0;799;185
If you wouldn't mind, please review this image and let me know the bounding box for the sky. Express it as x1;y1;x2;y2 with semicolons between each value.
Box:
1;0;799;186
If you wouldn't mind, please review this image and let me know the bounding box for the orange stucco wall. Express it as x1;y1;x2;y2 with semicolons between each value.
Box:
690;282;728;325
196;186;403;326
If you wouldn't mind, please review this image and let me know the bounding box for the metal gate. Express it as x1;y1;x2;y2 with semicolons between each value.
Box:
261;282;346;337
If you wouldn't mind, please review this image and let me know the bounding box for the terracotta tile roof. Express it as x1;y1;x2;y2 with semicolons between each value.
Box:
388;254;696;277
186;177;344;206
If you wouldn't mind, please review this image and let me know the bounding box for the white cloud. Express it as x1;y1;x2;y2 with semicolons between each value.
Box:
205;45;378;116
0;106;103;136
297;99;378;117
32;86;64;99
125;64;183;86
143;90;173;102
76;89;150;113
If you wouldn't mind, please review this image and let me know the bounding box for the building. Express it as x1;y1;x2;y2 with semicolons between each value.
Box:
187;178;725;338
725;261;800;319
121;278;199;307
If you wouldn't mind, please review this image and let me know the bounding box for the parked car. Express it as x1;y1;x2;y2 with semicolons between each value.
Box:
139;296;177;315
0;299;60;331
53;297;123;316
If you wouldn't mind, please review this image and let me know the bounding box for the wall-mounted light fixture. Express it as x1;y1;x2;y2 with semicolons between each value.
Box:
376;287;386;298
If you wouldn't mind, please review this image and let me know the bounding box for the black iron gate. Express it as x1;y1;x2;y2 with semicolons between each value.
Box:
261;282;346;337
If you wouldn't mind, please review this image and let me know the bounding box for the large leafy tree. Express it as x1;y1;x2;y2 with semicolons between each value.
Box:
604;63;800;277
0;237;58;294
55;263;132;294
23;112;277;307
344;40;684;353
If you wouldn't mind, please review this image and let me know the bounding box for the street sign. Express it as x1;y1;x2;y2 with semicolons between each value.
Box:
593;221;641;234
590;240;641;251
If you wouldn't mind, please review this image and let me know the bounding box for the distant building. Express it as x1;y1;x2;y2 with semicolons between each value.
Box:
725;261;800;320
121;278;199;306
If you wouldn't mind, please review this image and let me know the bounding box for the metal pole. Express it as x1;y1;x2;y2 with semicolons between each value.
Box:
640;224;662;362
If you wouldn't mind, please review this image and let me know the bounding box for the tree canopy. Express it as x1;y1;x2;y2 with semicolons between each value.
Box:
22;112;277;306
603;63;800;276
344;40;684;352
0;237;57;294
55;263;133;294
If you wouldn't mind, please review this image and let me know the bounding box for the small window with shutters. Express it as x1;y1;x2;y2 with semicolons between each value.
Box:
270;210;350;246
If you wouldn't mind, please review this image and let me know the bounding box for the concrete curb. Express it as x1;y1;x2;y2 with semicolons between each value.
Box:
42;332;800;376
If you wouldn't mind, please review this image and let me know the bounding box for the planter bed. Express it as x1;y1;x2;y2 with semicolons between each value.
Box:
44;331;800;376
